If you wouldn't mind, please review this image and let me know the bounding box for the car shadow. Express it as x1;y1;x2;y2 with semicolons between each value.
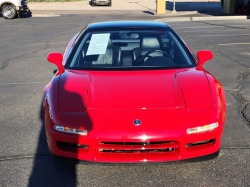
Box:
28;100;77;186
142;11;155;15
20;12;32;19
28;71;93;186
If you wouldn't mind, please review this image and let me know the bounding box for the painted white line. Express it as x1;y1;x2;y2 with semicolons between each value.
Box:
176;25;250;29
156;16;249;22
32;14;60;18
0;82;46;86
219;43;250;46
183;30;220;32
184;29;246;32
199;34;250;37
175;26;224;29
241;52;250;56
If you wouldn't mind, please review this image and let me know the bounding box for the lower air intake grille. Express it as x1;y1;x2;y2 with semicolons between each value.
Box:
100;141;174;145
99;148;174;153
98;141;178;154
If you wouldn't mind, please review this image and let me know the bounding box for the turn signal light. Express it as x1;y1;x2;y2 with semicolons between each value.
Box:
187;122;218;134
54;125;87;135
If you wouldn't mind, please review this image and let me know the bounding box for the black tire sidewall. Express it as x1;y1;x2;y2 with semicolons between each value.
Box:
1;4;16;19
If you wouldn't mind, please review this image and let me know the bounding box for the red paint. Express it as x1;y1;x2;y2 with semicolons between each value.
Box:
47;53;63;68
43;32;226;163
197;50;213;67
44;67;226;163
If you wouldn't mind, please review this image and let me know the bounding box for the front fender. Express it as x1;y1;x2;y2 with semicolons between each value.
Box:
43;75;60;112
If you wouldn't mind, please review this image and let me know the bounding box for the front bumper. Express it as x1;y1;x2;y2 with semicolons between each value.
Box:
44;107;224;163
46;125;222;163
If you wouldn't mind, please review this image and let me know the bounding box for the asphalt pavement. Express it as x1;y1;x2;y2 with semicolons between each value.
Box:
0;14;250;186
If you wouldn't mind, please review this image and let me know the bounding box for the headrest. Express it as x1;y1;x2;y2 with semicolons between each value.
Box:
141;36;160;49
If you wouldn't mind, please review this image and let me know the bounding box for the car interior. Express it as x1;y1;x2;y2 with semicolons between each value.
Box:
69;30;193;68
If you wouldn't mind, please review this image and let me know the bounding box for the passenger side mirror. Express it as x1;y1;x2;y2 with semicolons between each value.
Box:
47;53;63;68
197;50;213;67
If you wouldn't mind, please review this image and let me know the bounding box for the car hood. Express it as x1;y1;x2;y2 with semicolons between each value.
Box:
58;68;212;111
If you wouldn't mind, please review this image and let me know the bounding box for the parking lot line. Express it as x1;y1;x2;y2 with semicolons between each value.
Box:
183;30;220;32
199;34;250;37
175;25;250;29
219;43;250;45
175;26;224;29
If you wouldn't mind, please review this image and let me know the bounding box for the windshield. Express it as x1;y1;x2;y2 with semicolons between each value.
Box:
66;29;196;70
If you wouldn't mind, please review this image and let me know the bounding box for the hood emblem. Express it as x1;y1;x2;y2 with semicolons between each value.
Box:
133;119;141;126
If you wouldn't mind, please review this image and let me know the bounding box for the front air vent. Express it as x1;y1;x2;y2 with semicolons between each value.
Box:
99;141;174;145
98;141;178;154
56;141;88;153
186;139;215;148
99;148;174;153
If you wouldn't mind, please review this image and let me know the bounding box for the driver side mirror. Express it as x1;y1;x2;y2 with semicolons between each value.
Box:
197;50;213;67
47;53;63;68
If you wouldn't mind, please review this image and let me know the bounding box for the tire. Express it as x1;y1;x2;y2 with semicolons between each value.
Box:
91;0;95;7
1;4;17;19
109;1;112;7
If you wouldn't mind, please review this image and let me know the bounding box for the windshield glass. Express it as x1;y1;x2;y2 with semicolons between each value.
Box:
66;29;195;70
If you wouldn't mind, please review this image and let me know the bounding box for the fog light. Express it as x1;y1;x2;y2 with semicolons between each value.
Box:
54;125;87;135
187;122;218;134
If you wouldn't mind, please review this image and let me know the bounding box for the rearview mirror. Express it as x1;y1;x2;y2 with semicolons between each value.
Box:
197;50;213;67
47;53;63;68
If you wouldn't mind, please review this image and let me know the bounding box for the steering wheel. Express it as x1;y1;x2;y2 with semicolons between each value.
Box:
134;49;171;65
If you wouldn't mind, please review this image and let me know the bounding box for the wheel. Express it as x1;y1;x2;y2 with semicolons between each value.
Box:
109;1;112;7
1;4;17;19
91;0;95;7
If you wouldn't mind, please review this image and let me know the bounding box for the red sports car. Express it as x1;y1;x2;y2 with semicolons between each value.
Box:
43;21;226;163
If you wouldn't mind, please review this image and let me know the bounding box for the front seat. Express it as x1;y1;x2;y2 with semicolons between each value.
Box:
80;39;122;67
132;36;163;65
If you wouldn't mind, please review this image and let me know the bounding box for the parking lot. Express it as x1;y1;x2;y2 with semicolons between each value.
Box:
0;14;250;186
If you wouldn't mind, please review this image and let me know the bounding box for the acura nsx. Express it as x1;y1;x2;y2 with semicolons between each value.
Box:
43;21;226;163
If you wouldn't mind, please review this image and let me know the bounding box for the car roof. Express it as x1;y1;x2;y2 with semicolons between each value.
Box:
88;21;169;30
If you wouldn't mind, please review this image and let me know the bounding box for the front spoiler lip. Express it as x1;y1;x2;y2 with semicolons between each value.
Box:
50;149;220;165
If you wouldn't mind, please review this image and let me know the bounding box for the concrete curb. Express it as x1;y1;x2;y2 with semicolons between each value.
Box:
155;15;250;22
